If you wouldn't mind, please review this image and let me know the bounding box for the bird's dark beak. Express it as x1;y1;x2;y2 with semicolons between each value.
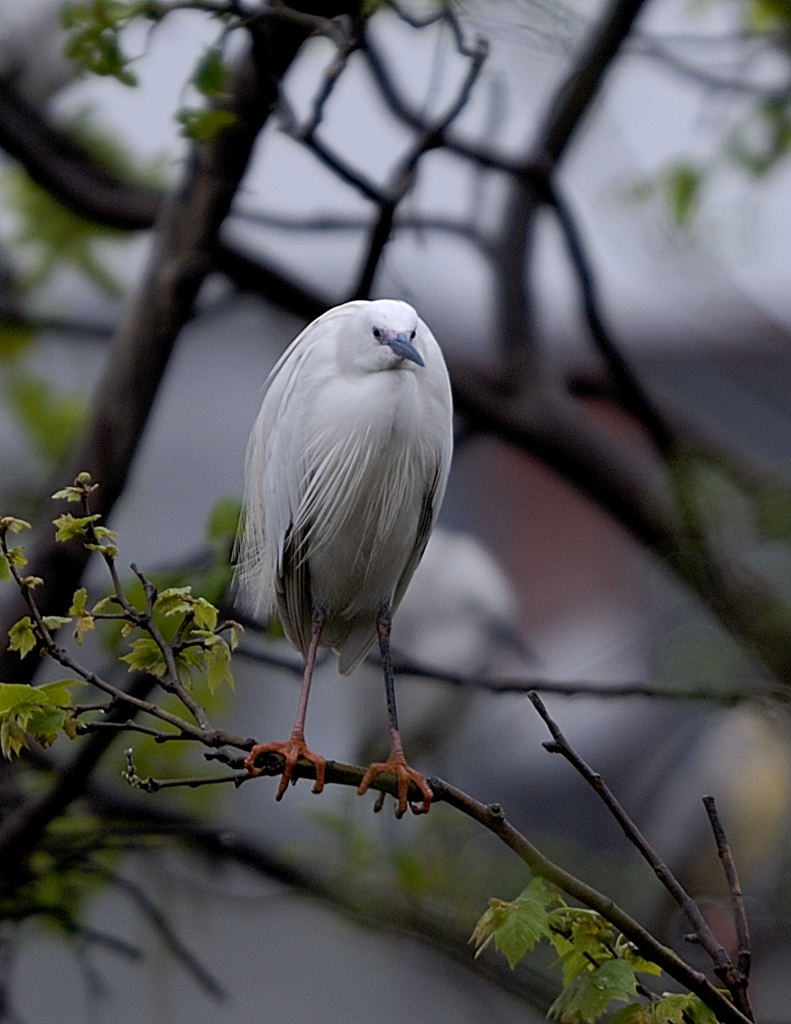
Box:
383;331;425;366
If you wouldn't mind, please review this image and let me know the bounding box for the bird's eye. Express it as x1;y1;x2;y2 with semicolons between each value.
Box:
372;327;381;340
410;330;416;340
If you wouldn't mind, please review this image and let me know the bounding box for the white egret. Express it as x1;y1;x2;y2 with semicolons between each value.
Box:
234;299;453;817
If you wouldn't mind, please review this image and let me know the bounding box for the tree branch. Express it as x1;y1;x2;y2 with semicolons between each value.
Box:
527;692;737;983
0;3;360;689
703;794;754;1019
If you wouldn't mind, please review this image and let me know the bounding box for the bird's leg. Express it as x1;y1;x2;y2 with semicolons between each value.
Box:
245;609;327;799
357;607;433;818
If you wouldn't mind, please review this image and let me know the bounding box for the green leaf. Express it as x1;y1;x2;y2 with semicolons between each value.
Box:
42;615;72;631
70;590;96;644
548;907;617;985
746;0;791;32
471;876;555;969
665;162;701;226
6;546;28;569
60;0;156;85
227;622;242;651
0;545;28;582
93;525;118;543
0;517;31;535
609;1007;649;1024
548;958;638;1023
176;107;237;142
634;993;719;1024
0;715;29;758
618;939;663;978
84;542;118;557
204;637;234;693
53;473;98;502
39;681;77;707
192;597;218;632
0;681;75;757
2;166;124;293
155;586;193;618
120;636;166;677
206;496;240;544
0;322;34;361
6;374;86;463
193;47;228;97
8;617;38;658
52;486;85;502
53;513;101;542
0;683;43;713
174;644;204;687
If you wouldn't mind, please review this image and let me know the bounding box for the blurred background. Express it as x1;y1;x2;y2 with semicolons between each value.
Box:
0;0;790;1021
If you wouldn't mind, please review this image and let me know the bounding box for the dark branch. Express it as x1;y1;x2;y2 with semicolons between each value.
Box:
703;795;754;1019
0;4;359;689
528;691;748;1010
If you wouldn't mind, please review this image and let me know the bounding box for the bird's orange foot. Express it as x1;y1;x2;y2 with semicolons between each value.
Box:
245;737;326;800
358;756;433;819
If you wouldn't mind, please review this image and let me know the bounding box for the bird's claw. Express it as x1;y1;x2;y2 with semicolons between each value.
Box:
245;737;326;799
358;757;433;818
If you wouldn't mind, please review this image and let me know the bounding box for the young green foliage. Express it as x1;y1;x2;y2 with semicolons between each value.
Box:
8;616;38;659
69;587;96;645
471;875;554;969
116;584;238;693
53;512;102;543
0;681;77;758
610;994;719;1024
193;46;229;98
61;0;161;85
5;374;87;464
0;516;31;581
2;473;241;775
2;165;125;292
176;108;238;142
471;877;678;1024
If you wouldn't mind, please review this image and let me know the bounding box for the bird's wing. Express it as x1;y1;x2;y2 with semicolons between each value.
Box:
275;522;313;657
336;466;443;676
234;302;368;620
392;466;443;614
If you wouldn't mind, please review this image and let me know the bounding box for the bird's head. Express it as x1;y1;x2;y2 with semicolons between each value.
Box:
345;300;426;371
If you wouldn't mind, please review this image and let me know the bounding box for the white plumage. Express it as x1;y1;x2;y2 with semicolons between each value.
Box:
235;298;453;816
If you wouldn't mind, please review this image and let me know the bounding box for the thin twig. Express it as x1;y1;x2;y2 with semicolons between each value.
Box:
352;27;487;297
548;181;675;456
123;749;248;792
96;867;227;999
527;691;739;983
130;562;212;730
236;641;780;703
703;795;754;1019
429;777;752;1024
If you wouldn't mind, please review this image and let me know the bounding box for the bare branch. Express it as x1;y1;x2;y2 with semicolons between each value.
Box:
236;640;780;703
527;691;746;1004
430;776;752;1024
703;795;754;1019
353;29;488;297
94;866;227;999
0;4;359;690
